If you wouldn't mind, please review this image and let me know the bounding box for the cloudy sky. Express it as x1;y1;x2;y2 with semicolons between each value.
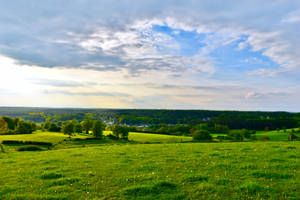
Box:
0;0;300;111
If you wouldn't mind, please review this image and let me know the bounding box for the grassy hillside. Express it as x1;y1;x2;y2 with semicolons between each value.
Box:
1;130;300;199
1;140;300;199
0;131;193;145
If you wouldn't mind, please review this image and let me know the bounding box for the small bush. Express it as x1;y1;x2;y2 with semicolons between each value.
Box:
288;133;298;141
107;134;119;140
192;130;212;141
228;131;243;141
258;136;270;141
112;125;129;139
17;145;45;151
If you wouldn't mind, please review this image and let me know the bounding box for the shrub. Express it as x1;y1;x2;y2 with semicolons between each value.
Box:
62;121;75;137
112;125;129;139
0;117;9;134
48;123;60;132
92;120;105;138
258;136;270;141
228;131;243;141
2;117;19;130
15;120;35;134
80;120;93;134
17;145;45;151
241;129;256;138
75;123;83;133
192;130;212;141
107;134;119;140
288;133;298;141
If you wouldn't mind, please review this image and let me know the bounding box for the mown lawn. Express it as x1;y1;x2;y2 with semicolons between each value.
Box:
1;141;300;199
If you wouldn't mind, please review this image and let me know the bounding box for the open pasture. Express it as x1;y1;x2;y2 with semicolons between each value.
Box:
1;139;300;199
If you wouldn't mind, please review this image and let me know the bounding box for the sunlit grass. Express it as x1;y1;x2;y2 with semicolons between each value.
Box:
0;141;299;199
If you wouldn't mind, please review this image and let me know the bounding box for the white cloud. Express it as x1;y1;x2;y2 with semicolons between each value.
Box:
1;0;300;110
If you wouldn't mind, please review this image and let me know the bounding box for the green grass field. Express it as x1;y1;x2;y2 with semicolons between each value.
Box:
255;130;295;141
1;130;300;199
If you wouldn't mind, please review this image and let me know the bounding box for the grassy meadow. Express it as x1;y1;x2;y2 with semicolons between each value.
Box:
1;130;300;199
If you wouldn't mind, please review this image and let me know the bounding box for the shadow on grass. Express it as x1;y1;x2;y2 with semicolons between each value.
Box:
122;181;187;200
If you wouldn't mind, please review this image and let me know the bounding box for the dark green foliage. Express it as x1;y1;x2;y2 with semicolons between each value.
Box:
107;133;119;140
0;117;9;134
41;121;51;130
48;123;60;132
74;123;83;133
288;133;298;141
1;140;53;146
148;124;192;136
112;125;129;139
0;107;298;131
1;117;37;135
62;121;75;137
17;145;45;151
258;136;270;141
241;129;256;138
228;131;244;141
192;123;230;134
92;120;105;138
2;117;19;130
192;130;212;141
15;120;36;134
80;120;93;134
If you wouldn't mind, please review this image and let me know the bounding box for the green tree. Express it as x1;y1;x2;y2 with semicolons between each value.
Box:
112;125;130;139
16;120;34;134
0;117;9;134
30;122;38;132
62;121;75;137
2;117;19;130
42;121;52;131
192;130;212;141
81;120;93;134
75;123;83;133
92;120;105;138
48;122;60;132
228;131;244;141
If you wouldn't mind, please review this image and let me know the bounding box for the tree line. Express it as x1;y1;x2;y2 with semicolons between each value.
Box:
0;116;130;140
0;107;298;131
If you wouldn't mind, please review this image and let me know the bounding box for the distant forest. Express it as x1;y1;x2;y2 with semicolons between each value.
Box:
0;107;299;131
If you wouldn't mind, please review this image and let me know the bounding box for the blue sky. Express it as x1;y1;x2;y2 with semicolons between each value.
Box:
0;0;300;111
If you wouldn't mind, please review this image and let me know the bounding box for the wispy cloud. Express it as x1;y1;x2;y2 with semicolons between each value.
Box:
43;90;131;97
1;0;300;110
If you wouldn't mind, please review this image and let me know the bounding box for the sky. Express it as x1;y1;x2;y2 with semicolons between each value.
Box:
0;0;300;111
